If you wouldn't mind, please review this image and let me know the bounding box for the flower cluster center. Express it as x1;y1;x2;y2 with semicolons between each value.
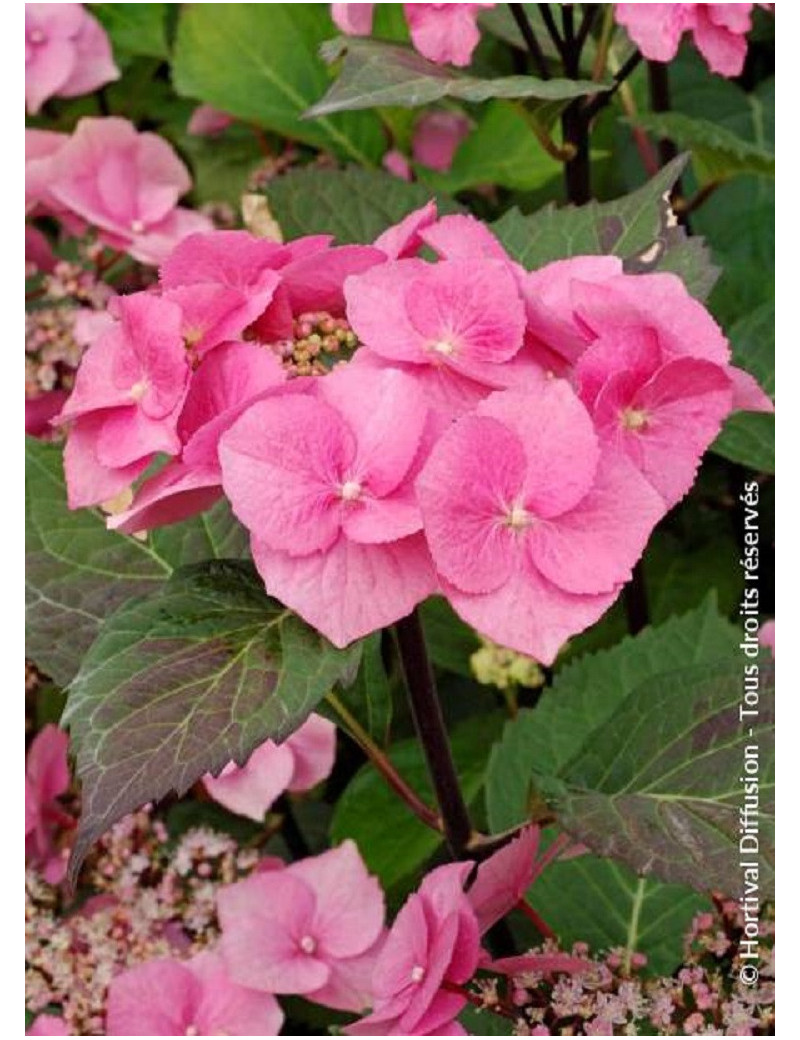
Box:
272;311;359;378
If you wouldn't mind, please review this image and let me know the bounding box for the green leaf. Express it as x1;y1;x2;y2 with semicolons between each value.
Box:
325;633;393;746
91;3;169;59
266;165;460;243
554;662;775;896
171;5;384;165
486;594;738;832
631;112;775;184
307;36;608;115
643;531;742;623
25;438;247;686
331;714;502;891
529;854;709;975
713;302;775;472
458;1005;515;1035
179;128;265;207
491;155;719;300
420;100;561;195
420;597;480;679
64;560;362;878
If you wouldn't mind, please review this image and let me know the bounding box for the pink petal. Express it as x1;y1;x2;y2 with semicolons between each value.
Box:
692;7;749;76
575;327;662;412
286;714;338;792
332;3;375;35
490;952;592;975
126;207;214;266
26;724;70;805
58;9;119;97
27;1014;69;1036
26;37;76;114
306;936;385;1012
106;959;199;1034
289;840;385;959
416;413;526;594
467;826;540;934
203;740;296;821
164;278;280;359
729;365;774;413
94;407;182;469
373;201;438;260
63;413;150;510
404;4;492;67
218;871;330;994
614;4;691;61
220;392;355;557
412;111;472;173
160;230;287;292
478;382;600;519
443;564;619;666
187;104;234;137
346;259;433;364
281;244;385;316
107;459;223;535
252;532;437;648
26;390;68;438
528;452;665;595
189;950;285;1035
419;213;509;261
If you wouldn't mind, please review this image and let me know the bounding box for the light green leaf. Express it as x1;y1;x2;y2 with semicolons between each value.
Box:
307;36;608;115
266;165;461;242
25;438;247;686
91;3;169;59
65;560;362;878
171;5;385;165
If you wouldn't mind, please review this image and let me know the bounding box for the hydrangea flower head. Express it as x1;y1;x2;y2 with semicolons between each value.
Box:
105;951;284;1035
218;840;385;1011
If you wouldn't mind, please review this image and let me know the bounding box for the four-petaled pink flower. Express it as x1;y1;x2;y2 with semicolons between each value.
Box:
26;4;119;114
218;840;385;1011
45;117;211;265
220;363;438;647
332;4;495;66
615;3;758;77
203;713;337;821
105;951;284;1036
25;725;73;885
416;381;665;663
58;293;190;509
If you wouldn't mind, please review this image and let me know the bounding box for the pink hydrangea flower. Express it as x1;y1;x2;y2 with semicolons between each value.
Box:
373;201;439;260
27;1015;69;1036
59;293;190;509
219;363;438;647
46;118;211;265
466;826;540;934
416;381;665;663
203;713;336;821
344;255;532;415
332;4;494;66
187;104;234;137
25;725;73;884
615;4;756;77
218;840;385;1011
26;4;119;114
105;951;284;1035
346;862;480;1035
412;111;472;172
25;129;71;220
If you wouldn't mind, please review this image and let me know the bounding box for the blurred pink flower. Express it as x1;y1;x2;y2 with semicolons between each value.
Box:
218;840;385;1011
417;382;664;663
25;725;73;884
383;148;413;181
220;363;438;647
26;4;119;114
105;951;284;1035
203;713;337;821
27;1014;69;1036
759;620;775;658
412;111;472;172
46;117;211;264
187;104;234;137
615;3;756;77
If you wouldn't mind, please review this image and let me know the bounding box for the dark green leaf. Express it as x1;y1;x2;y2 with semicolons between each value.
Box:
459;1005;515;1035
486;594;738;832
713;302;775;472
491;155;719;300
91;3;169;58
420;597;480;679
631;112;774;183
324;633;393;746
65;560;362;878
171;5;385;164
307;36;608;115
331;714;502;891
554;662;775;896
25;438;247;686
643;531;742;623
266;165;460;243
